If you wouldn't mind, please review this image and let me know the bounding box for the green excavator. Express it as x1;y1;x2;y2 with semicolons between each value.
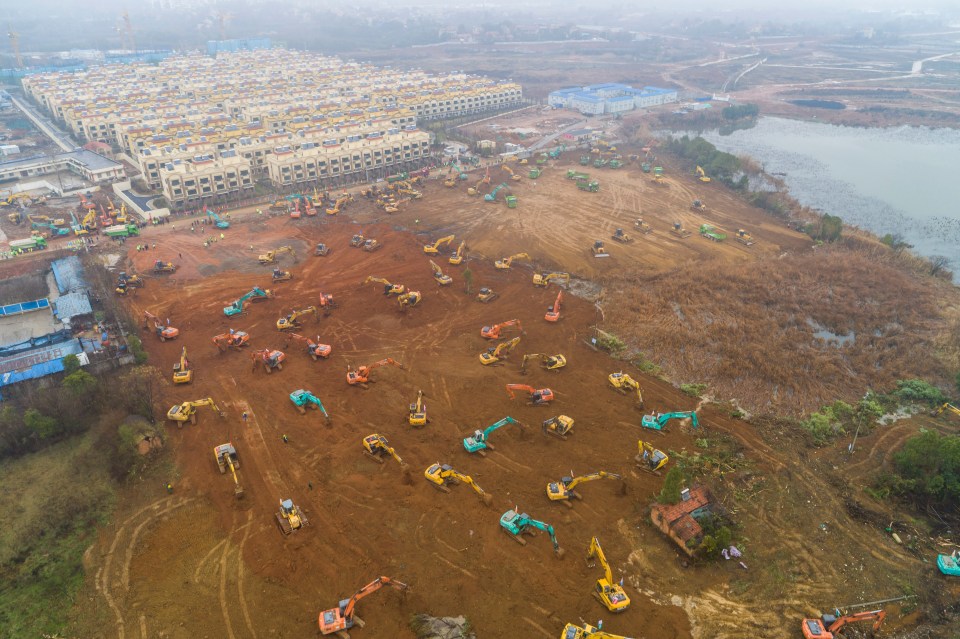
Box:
289;389;331;423
641;411;699;431
499;509;564;558
463;416;521;456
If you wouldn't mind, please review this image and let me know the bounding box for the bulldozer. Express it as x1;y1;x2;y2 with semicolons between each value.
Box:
670;222;692;239
608;372;643;407
506;383;554;406
213;443;244;498
315;243;331;256
276;498;308;534
545;290;563;322
271;267;293;282
476;287;499;303
153;260;177;275
166;398;224;428
430;260;452;286
346;358;403;387
212;330;250;352
532;272;570;288
249;349;286;374
591;240;610;258
611;228;633;243
636;440;669;474
542;415;574;440
397;291;422;309
448;240;466;265
258;246;295;265
735;229;755;246
423;234;455;255
409;390;428;426
276;306;318;331
480;335;521;366
634;218;653;234
494;252;530;270
362;276;405;296
481;318;522;340
362;433;405;466
521;353;566;374
318;576;409;636
349;233;366;248
586;536;631;612
425;463;493;505
172;347;192;384
284;332;331;360
362;238;381;252
546;471;622;507
691;199;707;212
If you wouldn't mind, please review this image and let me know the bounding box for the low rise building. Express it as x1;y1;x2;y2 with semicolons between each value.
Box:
0;149;124;189
649;486;714;556
548;83;678;115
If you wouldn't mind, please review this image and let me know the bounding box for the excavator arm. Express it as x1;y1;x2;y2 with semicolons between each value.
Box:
528;519;562;556
587;537;614;585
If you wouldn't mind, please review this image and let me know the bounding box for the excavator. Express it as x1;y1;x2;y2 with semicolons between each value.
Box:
430;260;452;286
223;286;273;317
477;287;499;303
258;246;295;265
545;290;563;322
272;267;292;282
325;193;353;216
212;330;250;352
424;463;493;505
484;182;510;202
166;398;223;428
318;576;409;636
479;335;521;366
695;165;711;183
933;402;960;418
542;415;574;440
586;536;630;612
318;292;337;312
290;389;331;422
495;252;530;269
481;318;522;340
214;443;244;498
546;471;622;507
397;291;422;309
560;622;634;639
611;228;633;243
276;498;308;535
521;353;567;373
284;333;331;360
346;358;403;387
608;372;643;407
172;347;192;384
636;440;669;474
276;306;318;331
735;229;754;246
362;276;405;296
502;164;523;182
506;383;554;406
532;272;570;288
143;311;179;342
408;390;428;426
362;433;405;466
423;234;455;255
641;411;700;431
499;509;564;558
249;348;286;374
463;416;521;456
449;240;466;265
802;609;886;639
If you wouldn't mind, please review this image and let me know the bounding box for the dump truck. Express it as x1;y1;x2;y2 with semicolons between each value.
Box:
10;237;48;254
104;223;140;238
699;224;727;242
577;179;600;192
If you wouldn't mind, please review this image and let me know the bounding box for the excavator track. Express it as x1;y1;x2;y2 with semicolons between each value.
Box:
503;528;527;546
364;451;386;464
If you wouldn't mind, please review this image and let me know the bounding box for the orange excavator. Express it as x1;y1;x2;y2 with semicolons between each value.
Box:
285;332;332;360
143;310;179;341
212;330;250;352
250;349;285;374
545;290;563;322
318;576;409;635
346;358;403;386
480;318;522;340
802;609;886;639
506;383;555;406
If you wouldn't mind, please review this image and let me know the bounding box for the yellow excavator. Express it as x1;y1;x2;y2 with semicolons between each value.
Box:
449;240;466;265
696;165;711;183
276;306;318;331
933;402;960;418
546;471;622;507
495;252;530;269
502;164;523;182
423;234;455;255
560;622;632;639
362;275;405;296
258;246;295;265
480;335;521;366
409;390;428;426
397;291;422;309
608;372;643;407
214;443;244;498
542;415;574;440
532;272;570;288
521;353;566;374
637;440;669;474
587;536;630;613
325;192;353;215
362;433;405;466
172;346;192;384
430;260;452;286
166;398;224;428
424;463;493;506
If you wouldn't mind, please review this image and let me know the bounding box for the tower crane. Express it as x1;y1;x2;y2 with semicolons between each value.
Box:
121;11;135;52
586;536;630;612
546;471;622;506
7;26;23;69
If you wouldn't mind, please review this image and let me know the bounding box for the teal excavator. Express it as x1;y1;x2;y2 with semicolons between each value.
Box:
290;389;331;423
499;509;564;558
483;182;510;202
641;411;699;431
463;416;521;456
224;286;272;316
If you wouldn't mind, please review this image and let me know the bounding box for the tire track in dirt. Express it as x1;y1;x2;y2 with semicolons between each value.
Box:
218;542;238;639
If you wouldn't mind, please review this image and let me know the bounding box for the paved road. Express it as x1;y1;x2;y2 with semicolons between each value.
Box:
528;118;590;152
9;95;79;152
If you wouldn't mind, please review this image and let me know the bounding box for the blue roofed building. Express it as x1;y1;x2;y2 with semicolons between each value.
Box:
548;83;678;115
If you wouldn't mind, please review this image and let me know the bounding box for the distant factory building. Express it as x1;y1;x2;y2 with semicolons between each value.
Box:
548;83;678;115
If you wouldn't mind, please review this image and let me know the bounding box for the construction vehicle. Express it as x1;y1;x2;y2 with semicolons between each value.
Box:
104;223;140;238
937;549;960;576
424;463;493;505
258;246;295;265
586;536;630;612
397;290;422;309
423;234;455;255
699;224;727;242
249;349;286;374
429;260;452;286
362;433;405;466
349;233;366;248
285;333;331;360
362;276;405;296
691;199;707;212
542;415;574;440
172;347;192;384
276;306;318;331
695;166;711;183
499;509;564;558
580;155;591;166
802;609;886;639
521;353;566;373
213;443;244;498
636;441;669;474
325;192;353;216
409;390;428;426
271;267;292;282
166;398;223;427
577;179;600;192
532;272;569;288
117;271;144;290
463;416;521;456
68;211;89;236
933;402;960;418
670;222;692;239
276;498;308;535
10;236;49;255
223;286;273;317
502;165;522;182
212;330;250;352
346;358;403;386
560;622;634;639
495;252;530;270
591;240;610;258
634;218;653;234
449;241;466;265
207;209;230;229
641;411;699;431
481;318;522;340
528;168;542;179
363;238;381;252
315;243;331;256
548;144;566;159
484;182;510;203
479;335;521;366
153;260;177;275
545;290;563;322
476;288;499;303
506;383;554;406
546;471;622;507
641;162;652;173
611;228;633;243
318;576;409;636
290;389;331;422
593;157;608;169
566;170;591;181
317;292;337;313
608;159;623;169
608;372;643;406
143;311;179;342
735;229;754;246
505;195;518;208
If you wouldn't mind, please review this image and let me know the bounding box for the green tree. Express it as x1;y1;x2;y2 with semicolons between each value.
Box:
62;354;81;375
658;467;683;504
894;379;946;406
889;430;960;509
462;267;473;294
23;409;59;440
61;370;98;397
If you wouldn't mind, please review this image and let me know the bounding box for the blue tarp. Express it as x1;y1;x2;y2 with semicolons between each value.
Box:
0;358;65;388
54;292;92;321
0;329;72;357
0;298;50;317
51;255;87;294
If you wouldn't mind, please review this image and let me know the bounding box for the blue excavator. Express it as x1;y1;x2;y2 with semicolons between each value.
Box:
463;416;521;456
290;389;330;423
207;209;230;229
223;286;273;317
499;509;564;558
641;411;699;432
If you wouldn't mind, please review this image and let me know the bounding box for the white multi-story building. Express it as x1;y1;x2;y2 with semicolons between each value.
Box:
548;83;678;115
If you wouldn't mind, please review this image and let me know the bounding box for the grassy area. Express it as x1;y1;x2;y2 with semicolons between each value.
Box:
0;432;114;636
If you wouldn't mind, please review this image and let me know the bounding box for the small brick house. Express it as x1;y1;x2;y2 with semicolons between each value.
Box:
650;486;714;556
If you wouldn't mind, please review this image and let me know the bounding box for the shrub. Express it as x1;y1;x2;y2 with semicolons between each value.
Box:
62;354;80;375
61;370;98;398
894;379;946;406
127;335;148;364
800;401;853;445
657;467;683;504
23;409;60;441
680;383;708;397
884;430;960;509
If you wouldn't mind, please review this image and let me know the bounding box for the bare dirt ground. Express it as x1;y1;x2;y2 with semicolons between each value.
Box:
57;155;958;638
